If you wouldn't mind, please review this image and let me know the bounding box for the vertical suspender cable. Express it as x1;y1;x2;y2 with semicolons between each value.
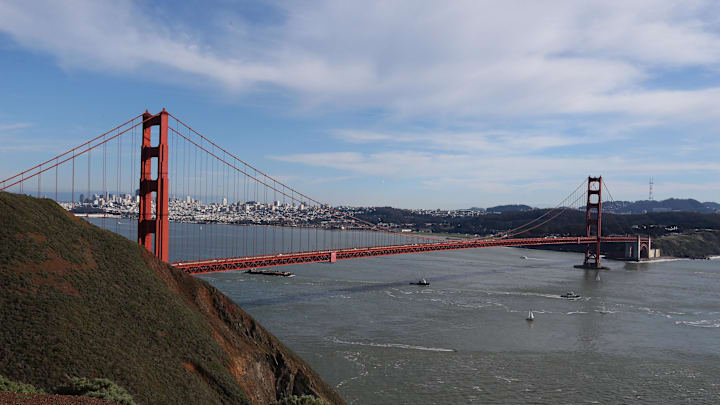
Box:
243;166;248;257
253;170;260;256
273;180;277;256
55;157;58;202
210;144;215;256
102;135;107;230
87;148;91;218
263;175;267;255
71;150;75;212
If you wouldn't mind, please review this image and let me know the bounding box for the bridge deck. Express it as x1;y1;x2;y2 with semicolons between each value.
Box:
172;236;645;274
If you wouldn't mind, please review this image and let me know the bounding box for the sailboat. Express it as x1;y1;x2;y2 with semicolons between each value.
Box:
526;309;535;321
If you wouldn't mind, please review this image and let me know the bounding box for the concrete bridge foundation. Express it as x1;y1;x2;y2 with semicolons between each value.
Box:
625;235;660;261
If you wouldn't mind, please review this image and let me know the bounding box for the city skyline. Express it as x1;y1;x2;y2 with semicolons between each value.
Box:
2;1;720;208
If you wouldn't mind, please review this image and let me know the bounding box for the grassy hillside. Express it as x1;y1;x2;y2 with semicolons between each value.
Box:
653;230;720;258
0;192;344;405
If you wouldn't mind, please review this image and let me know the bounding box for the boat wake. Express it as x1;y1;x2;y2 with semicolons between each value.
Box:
483;290;568;300
674;319;720;328
520;255;547;261
329;337;456;352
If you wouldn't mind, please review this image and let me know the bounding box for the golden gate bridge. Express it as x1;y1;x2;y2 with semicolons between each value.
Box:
0;109;649;274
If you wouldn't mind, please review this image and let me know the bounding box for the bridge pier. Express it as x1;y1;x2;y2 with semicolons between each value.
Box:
624;235;656;261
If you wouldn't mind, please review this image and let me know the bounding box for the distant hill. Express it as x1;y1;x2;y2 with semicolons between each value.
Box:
0;192;344;405
603;198;720;214
485;204;533;213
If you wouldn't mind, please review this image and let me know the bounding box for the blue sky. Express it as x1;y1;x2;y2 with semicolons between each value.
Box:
1;0;719;208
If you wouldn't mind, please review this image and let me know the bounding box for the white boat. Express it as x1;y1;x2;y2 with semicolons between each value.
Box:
526;310;534;321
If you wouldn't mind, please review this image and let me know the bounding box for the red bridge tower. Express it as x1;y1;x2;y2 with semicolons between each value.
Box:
138;109;170;261
583;176;603;268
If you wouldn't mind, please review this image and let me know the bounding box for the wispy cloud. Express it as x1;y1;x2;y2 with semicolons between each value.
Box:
332;129;600;153
0;122;32;131
2;1;720;120
271;150;720;203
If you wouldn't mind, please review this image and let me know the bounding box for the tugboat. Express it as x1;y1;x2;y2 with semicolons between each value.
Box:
560;291;581;299
410;278;430;286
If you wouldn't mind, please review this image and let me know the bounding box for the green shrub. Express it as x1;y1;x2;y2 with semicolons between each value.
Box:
55;377;136;405
273;394;329;405
0;375;45;394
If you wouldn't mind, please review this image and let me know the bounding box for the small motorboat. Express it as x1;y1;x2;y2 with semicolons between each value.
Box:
526;310;535;321
560;291;581;299
410;278;430;286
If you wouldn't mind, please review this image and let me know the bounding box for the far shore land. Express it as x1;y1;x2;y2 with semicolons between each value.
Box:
75;213;718;260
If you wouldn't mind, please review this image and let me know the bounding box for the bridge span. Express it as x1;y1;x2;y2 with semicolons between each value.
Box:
173;236;647;275
1;109;651;273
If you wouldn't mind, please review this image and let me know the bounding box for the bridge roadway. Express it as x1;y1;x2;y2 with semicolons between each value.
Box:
172;236;645;275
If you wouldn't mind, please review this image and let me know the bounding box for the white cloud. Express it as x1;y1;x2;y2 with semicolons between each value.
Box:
2;0;720;206
271;150;720;204
333;129;599;153
2;1;720;119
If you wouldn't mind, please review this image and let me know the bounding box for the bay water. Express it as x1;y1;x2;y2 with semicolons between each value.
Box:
90;219;720;404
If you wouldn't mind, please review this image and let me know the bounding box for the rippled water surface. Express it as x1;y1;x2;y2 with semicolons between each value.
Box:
196;247;720;404
89;220;720;403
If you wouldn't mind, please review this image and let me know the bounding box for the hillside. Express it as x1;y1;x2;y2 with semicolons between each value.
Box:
602;198;720;214
652;230;720;258
485;204;533;213
0;192;345;405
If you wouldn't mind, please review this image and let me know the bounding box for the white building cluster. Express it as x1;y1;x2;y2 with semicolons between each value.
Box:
60;194;362;229
59;194;489;232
